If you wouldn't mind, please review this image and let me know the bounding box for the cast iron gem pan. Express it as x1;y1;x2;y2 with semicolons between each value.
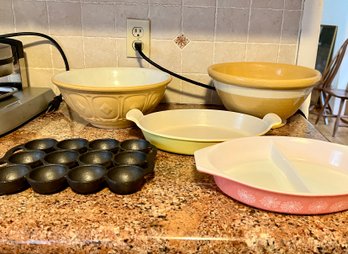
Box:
0;138;157;195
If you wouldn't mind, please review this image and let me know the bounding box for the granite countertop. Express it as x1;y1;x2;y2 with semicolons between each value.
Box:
0;103;347;253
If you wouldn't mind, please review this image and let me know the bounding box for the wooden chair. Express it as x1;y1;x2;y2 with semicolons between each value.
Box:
315;38;348;137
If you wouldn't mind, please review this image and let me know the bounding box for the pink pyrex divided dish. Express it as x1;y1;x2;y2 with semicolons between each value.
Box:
194;136;348;215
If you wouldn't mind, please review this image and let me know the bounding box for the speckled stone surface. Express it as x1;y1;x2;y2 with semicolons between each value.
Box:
1;104;347;254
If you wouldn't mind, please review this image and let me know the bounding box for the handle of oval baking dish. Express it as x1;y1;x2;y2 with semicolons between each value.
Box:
126;108;144;126
262;113;282;129
193;145;217;175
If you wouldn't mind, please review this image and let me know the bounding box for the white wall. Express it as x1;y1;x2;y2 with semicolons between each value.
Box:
297;0;323;117
321;0;348;90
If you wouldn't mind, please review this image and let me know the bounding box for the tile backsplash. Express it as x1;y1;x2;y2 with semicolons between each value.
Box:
0;0;304;104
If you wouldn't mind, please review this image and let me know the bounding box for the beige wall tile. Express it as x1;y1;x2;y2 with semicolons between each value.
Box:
115;4;149;38
48;0;80;2
182;41;213;73
27;68;58;94
84;37;117;68
149;5;181;40
246;43;279;62
21;37;53;69
150;0;181;5
151;40;181;73
183;6;215;41
130;0;150;3
252;0;284;9
214;42;246;63
278;44;297;64
116;38;149;67
48;2;82;36
0;1;14;33
218;0;251;8
248;9;283;43
216;8;249;42
83;0;148;3
51;36;84;69
162;77;182;103
82;3;116;37
13;0;49;34
183;0;216;7
180;73;212;104
281;10;302;44
285;0;303;10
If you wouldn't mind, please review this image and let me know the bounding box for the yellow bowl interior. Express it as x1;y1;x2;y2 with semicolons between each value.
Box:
208;62;321;89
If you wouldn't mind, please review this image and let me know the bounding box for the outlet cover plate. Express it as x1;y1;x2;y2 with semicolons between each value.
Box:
127;18;150;58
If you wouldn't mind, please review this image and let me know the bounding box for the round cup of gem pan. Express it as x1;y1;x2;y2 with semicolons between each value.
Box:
44;150;80;169
78;150;114;169
120;139;153;153
8;150;46;168
56;138;89;154
88;138;120;154
66;165;107;194
105;165;146;195
24;138;58;153
26;164;68;194
0;164;31;195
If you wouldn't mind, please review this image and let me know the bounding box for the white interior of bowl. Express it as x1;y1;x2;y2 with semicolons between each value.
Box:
208;62;321;89
52;67;171;89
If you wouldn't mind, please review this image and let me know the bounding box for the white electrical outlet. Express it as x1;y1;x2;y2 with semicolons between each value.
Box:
127;18;150;58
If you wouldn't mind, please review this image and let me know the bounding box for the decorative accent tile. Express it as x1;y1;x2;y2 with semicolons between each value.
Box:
174;34;190;49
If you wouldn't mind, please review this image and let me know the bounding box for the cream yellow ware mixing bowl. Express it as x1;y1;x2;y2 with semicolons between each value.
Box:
52;67;172;128
208;62;321;123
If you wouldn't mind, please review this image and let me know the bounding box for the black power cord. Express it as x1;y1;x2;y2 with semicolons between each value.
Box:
134;42;216;91
0;32;69;112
